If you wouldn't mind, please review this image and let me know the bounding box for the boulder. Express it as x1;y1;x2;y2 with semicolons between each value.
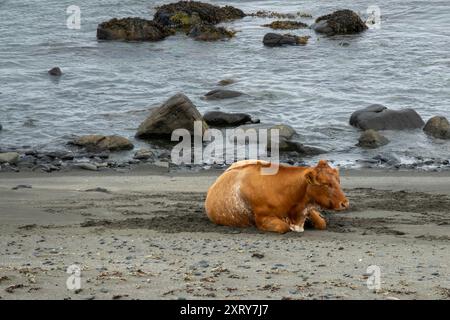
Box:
154;1;245;29
263;33;309;47
0;152;20;164
203;111;259;127
71;135;134;152
350;105;425;130
236;123;324;155
262;20;308;30
97;17;172;41
188;24;235;41
136;93;207;139
423;116;450;139
203;89;243;100
133;148;155;160
312;9;367;35
357;129;389;148
48;67;62;76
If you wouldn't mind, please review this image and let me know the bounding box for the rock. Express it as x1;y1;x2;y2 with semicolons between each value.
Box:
48;67;62;76
0;152;20;164
97;17;172;41
154;1;245;29
350;105;425;130
74;163;98;171
71;135;134;152
203;89;243;100
217;79;236;86
0;123;2;131
12;184;32;190
133;148;154;160
263;33;309;47
312;10;368;35
262;20;308;30
357;129;389;148
188;23;235;41
423;116;450;139
203;111;258;127
136;93;207;139
236;123;324;155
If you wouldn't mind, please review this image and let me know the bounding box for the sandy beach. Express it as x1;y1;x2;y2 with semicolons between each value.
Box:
0;167;449;300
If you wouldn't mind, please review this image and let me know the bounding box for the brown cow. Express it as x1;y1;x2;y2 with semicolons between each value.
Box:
205;159;349;233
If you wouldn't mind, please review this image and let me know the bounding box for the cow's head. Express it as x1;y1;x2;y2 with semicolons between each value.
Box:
304;160;349;211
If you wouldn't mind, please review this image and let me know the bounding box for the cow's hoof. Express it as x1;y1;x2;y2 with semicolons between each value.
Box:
290;225;304;233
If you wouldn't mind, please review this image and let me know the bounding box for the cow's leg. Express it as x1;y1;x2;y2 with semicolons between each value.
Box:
308;208;327;230
255;215;290;234
288;207;308;233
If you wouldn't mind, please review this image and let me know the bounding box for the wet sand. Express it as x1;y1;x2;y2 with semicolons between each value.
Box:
0;168;449;300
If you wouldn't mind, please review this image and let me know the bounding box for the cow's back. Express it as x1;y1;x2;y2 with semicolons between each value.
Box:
205;168;254;227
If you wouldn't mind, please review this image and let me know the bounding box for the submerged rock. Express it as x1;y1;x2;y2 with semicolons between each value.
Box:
357;129;389;148
97;17;172;41
263;33;309;47
71;135;134;152
350;105;425;130
188;23;235;41
312;10;367;36
0;152;20;164
203;111;259;127
217;79;236;86
203;89;243;100
48;67;62;76
154;1;245;29
423;116;450;139
136;93;207;139
262;20;308;30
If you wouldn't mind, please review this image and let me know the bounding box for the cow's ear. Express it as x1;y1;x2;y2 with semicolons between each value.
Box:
305;170;319;185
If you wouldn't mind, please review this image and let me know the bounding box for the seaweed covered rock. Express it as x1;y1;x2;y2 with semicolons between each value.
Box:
97;17;172;41
154;1;245;29
188;23;236;41
423;116;450;139
312;10;367;36
136;93;207;139
262;20;308;30
263;33;309;47
357;129;389;149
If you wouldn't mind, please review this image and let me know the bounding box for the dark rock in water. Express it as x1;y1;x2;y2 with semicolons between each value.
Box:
423;116;450;139
263;33;309;47
357;129;389;148
188;23;235;41
48;67;62;76
203;111;258;127
136;93;207;139
262;20;308;30
350;105;425;130
217;79;236;86
97;17;172;41
203;89;243;100
312;10;367;36
0;123;2;131
154;1;245;29
71;135;134;152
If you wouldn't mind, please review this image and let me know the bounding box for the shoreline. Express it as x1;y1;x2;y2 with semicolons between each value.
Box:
0;167;449;299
